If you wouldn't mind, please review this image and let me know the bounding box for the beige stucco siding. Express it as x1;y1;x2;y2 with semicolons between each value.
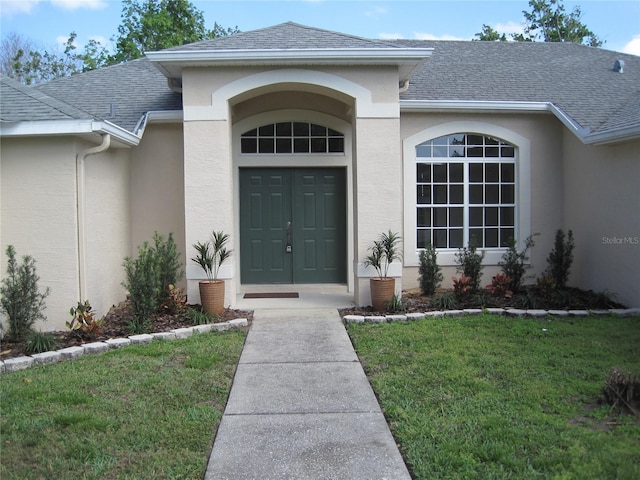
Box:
1;137;79;331
83;145;131;318
563;133;640;307
400;112;565;290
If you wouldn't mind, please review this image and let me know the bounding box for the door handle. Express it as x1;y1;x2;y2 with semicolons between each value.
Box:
286;221;292;253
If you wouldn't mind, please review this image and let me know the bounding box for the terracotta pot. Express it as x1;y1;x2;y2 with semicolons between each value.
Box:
199;280;225;316
370;277;395;312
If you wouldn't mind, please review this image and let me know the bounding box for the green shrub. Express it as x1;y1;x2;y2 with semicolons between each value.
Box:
24;330;59;354
0;246;50;342
123;241;159;331
432;291;457;310
454;240;485;293
418;244;443;296
499;234;536;292
153;232;183;306
387;293;407;313
185;307;213;325
545;229;574;289
67;300;104;340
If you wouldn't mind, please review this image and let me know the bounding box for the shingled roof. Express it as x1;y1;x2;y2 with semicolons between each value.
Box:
1;22;638;142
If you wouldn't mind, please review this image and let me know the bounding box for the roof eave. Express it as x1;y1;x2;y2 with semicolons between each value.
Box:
582;125;640;145
147;48;433;81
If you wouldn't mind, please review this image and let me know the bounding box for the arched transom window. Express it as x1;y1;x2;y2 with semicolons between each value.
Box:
416;133;516;249
241;122;344;154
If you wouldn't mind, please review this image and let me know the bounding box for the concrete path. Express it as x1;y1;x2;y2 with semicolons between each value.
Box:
204;307;412;480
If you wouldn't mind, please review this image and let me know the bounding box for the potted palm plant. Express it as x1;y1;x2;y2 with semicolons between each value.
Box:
364;230;402;311
192;230;232;316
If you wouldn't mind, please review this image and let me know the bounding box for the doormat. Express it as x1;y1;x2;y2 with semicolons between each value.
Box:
243;292;299;299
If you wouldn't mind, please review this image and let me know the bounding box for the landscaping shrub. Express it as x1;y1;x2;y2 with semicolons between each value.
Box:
0;245;50;342
418;243;443;296
123;241;159;332
454;240;485;292
499;234;536;292
544;229;574;288
67;300;104;340
485;273;513;297
387;293;407;313
432;291;457;310
24;330;59;354
152;232;183;306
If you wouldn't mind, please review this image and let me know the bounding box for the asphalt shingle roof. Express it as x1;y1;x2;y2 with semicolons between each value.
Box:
2;22;638;139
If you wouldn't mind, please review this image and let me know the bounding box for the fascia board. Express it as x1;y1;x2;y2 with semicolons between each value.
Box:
582;125;640;145
400;100;593;142
0;119;141;146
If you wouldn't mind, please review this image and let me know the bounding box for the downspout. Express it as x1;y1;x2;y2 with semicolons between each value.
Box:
76;134;111;302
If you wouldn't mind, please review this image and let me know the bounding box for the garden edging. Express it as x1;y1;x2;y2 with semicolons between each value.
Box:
0;318;249;374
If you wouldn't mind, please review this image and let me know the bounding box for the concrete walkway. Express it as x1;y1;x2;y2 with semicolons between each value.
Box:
204;301;412;479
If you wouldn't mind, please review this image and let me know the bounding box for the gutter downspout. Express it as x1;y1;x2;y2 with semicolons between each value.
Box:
76;134;111;302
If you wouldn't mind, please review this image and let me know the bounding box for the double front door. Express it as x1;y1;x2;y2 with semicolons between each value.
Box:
240;168;346;284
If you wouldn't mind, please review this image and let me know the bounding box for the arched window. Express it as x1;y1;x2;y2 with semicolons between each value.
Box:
241;122;344;154
416;133;516;249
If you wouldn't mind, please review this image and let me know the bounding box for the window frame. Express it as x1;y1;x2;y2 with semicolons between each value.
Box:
403;122;531;267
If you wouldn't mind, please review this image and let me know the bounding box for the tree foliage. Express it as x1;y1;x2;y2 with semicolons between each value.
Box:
111;0;239;63
475;0;603;47
1;0;239;84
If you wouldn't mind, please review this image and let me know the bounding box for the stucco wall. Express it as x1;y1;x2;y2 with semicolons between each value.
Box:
130;123;186;274
1;137;79;331
83;145;131;318
400;112;565;291
563;133;640;307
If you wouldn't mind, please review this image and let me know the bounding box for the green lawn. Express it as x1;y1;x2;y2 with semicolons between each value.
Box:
1;330;246;480
347;314;640;480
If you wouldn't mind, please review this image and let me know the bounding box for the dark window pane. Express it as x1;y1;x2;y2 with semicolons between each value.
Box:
469;229;483;247
433;146;447;157
243;128;257;137
417;229;431;249
486;163;499;182
501;185;515;203
311;124;326;136
485;207;498;226
328;137;344;152
258;138;274;153
470;185;483;204
259;124;274;136
501;163;515;182
417;163;431;183
450;207;463;227
500;207;515;226
328;128;342;136
450;185;463;204
433;164;447;182
417;186;431;204
486;184;500;203
294;138;309;153
470;207;483;226
501;228;515;247
241;137;257;153
276;138;292;153
433;208;447;227
470;163;483;182
450;229;463;248
485;228;499;247
433;185;448;204
276;122;292;136
417;208;431;227
293;122;310;136
434;229;447;248
450;163;463;182
416;144;431;157
486;136;499;145
311;138;326;152
468;134;483;145
501;146;515;157
467;147;483;157
486;147;499;157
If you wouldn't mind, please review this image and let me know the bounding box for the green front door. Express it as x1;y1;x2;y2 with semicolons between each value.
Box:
240;168;346;284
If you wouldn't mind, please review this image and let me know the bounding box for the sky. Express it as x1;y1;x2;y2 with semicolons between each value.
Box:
1;0;639;56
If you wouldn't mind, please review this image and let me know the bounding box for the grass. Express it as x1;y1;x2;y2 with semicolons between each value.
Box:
0;330;246;480
346;314;640;480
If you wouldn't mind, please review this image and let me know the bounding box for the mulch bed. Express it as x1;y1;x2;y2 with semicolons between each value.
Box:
1;302;253;361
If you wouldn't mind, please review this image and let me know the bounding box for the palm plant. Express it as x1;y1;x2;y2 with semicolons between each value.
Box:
192;230;232;281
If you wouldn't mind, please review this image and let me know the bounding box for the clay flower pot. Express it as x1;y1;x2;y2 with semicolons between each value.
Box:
370;277;395;312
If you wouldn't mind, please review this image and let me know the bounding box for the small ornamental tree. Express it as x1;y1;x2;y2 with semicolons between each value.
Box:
455;240;485;293
0;245;50;341
418;243;443;296
545;229;574;288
